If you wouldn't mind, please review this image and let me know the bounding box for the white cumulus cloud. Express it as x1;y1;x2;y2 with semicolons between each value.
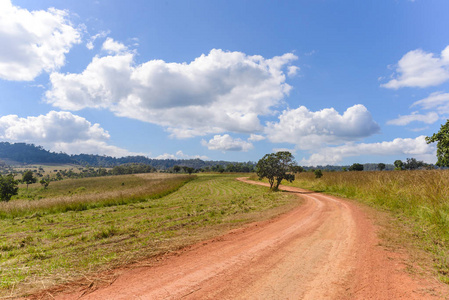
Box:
0;111;134;157
0;0;81;81
248;134;266;142
387;111;439;126
102;37;128;54
201;134;253;152
265;104;380;149
382;46;449;89
45;47;298;138
301;136;435;166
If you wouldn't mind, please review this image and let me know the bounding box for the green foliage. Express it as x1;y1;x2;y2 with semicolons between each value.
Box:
291;165;304;173
314;169;323;178
377;163;386;171
349;163;364;171
0;174;18;201
39;178;50;189
256;151;296;191
403;157;428;170
426;119;449;167
394;159;404;170
21;170;36;189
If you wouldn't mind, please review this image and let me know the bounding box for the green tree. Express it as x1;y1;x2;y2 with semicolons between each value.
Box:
349;163;364;171
426;120;449;167
186;167;195;175
377;163;386;171
40;177;50;189
394;160;404;170
22;170;37;189
314;169;323;178
404;158;425;170
0;174;18;201
173;165;181;173
256;151;296;191
291;165;304;173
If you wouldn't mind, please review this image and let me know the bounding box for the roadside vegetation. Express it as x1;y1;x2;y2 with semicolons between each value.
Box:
0;173;298;298
275;170;449;282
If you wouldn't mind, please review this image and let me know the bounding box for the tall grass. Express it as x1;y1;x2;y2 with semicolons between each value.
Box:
288;170;449;279
0;174;194;219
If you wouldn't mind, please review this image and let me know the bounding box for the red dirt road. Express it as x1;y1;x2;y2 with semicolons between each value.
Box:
57;178;448;299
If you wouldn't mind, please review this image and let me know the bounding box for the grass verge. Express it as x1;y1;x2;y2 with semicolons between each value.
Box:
0;174;298;298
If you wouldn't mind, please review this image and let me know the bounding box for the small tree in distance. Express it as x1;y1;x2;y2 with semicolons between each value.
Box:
22;170;37;189
256;151;296;191
314;169;323;178
349;163;364;171
377;163;386;171
394;160;404;170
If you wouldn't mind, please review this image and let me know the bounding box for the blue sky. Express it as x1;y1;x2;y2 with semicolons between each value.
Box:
1;0;449;166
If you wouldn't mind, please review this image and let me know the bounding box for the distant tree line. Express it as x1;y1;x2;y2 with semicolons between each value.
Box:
0;142;256;171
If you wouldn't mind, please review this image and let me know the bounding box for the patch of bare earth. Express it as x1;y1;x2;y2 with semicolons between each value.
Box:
36;178;449;299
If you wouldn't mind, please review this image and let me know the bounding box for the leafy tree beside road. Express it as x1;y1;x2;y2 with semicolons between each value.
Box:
0;174;18;201
426;119;449;167
256;151;296;191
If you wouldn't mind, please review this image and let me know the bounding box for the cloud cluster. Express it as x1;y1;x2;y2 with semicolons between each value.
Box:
0;0;81;81
45;45;298;138
265;104;380;149
382;46;449;89
302;136;435;166
201;134;253;152
0;111;133;157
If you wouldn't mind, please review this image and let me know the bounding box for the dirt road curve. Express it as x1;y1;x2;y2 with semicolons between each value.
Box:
58;178;448;299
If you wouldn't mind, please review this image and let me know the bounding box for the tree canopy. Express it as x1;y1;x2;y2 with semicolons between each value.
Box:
0;174;18;201
426;119;449;167
256;151;296;191
349;163;364;171
22;170;37;189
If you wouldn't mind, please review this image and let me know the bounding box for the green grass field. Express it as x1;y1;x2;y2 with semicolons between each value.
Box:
0;173;298;298
266;170;449;283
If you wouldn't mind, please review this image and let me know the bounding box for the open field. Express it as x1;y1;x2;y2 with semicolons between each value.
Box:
1;173;194;219
0;174;298;298
255;170;449;282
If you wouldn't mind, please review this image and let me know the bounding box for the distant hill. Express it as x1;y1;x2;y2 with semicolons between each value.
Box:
0;142;254;170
